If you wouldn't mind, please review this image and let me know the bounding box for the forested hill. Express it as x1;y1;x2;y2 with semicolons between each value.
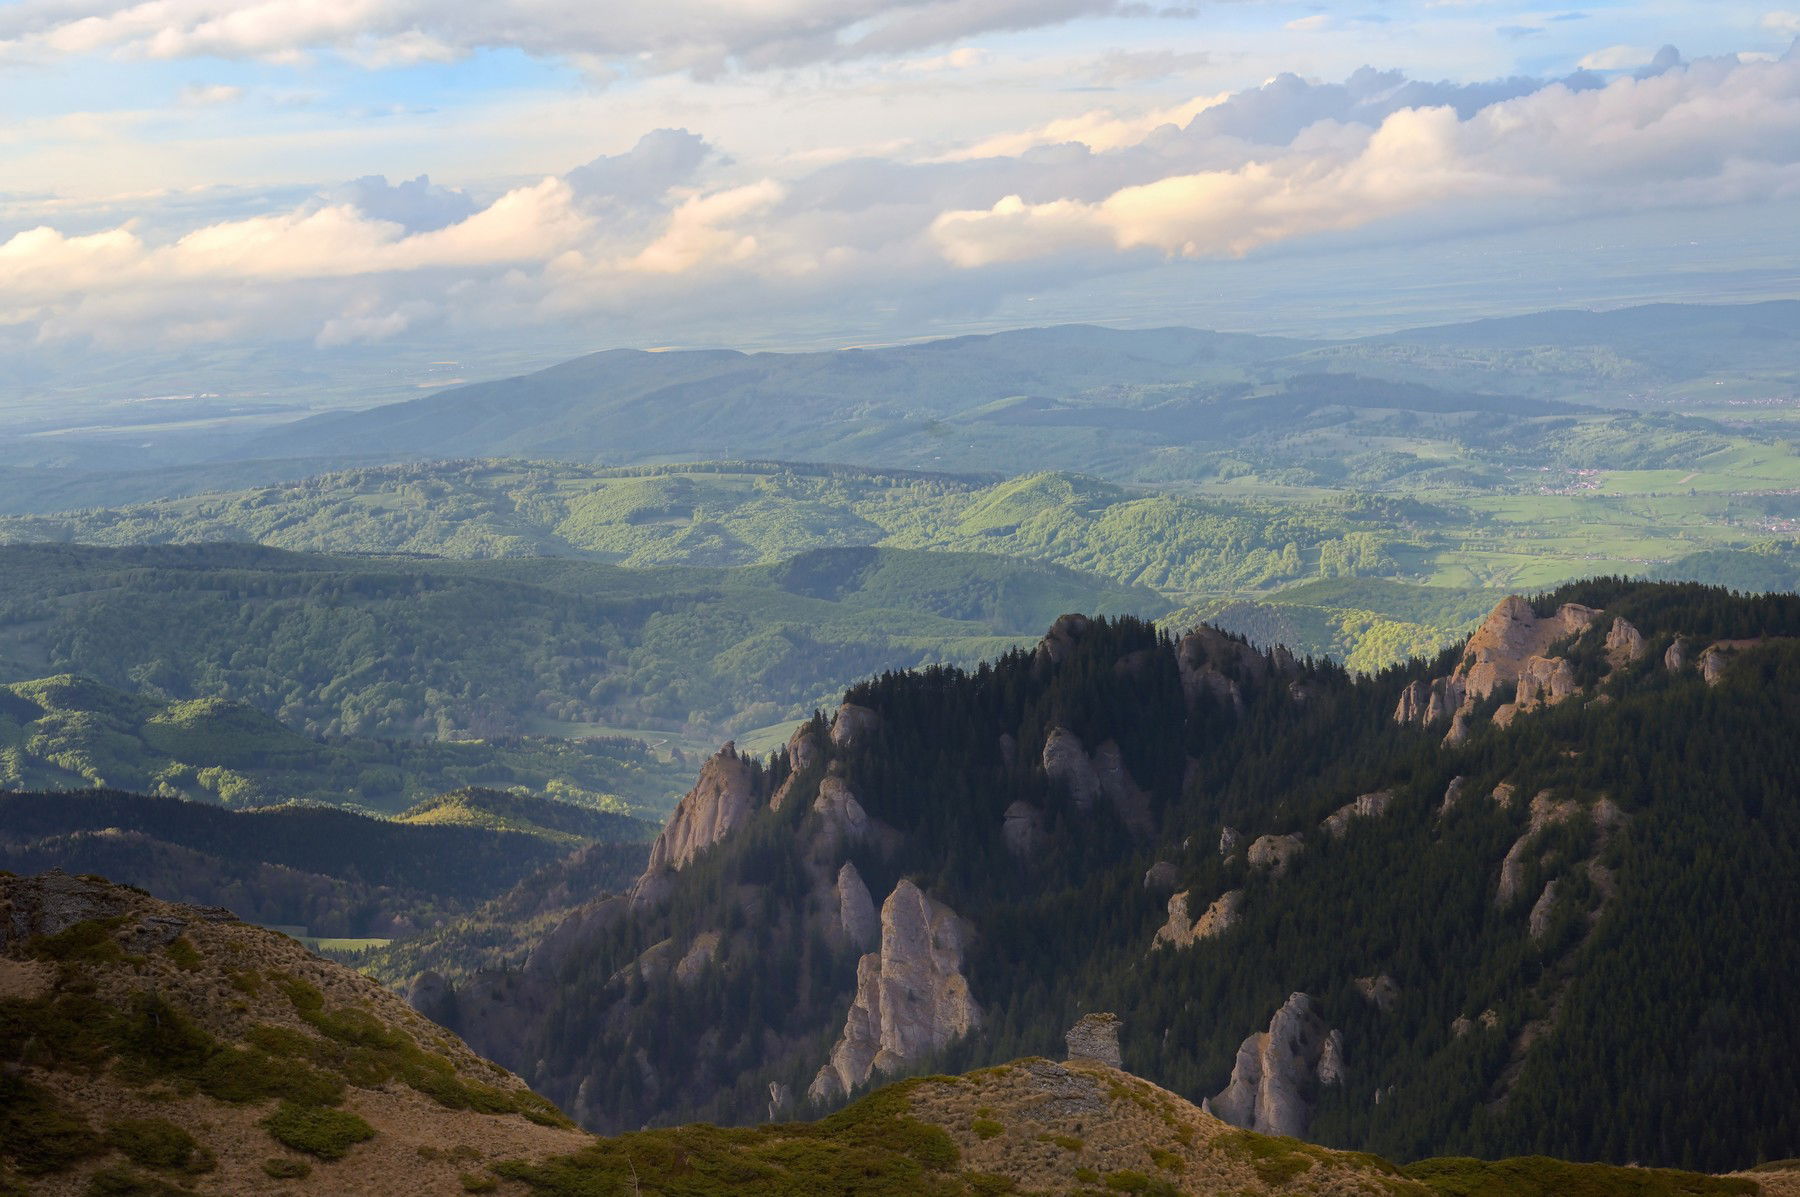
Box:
233;325;1309;464
0;789;649;937
0;542;1154;744
405;578;1800;1173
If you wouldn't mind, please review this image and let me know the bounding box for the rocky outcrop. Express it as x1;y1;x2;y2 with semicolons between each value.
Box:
1219;826;1242;856
1002;800;1046;860
1497;790;1581;906
1496;654;1579;727
1395;596;1601;741
1176;625;1282;712
1064;1012;1124;1068
1036;613;1092;666
631;743;759;906
1321;790;1394;837
808;880;980;1104
1203;993;1343;1138
1352;974;1400;1013
1606;618;1647;667
1153;889;1244;950
1437;777;1467;818
1248;833;1305;878
830;702;882;749
1665;637;1688;671
1701;639;1765;685
1142;861;1180;892
837;861;879;952
1527;880;1561;940
770;724;823;810
809;775;885;859
1041;727;1152;834
674;930;723;984
1043;727;1102;811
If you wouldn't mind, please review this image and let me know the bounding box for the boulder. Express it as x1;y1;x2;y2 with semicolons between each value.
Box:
1247;833;1305;878
1437;777;1467;818
1091;739;1153;836
1219;826;1242;856
1064;1013;1124;1069
808;880;980;1104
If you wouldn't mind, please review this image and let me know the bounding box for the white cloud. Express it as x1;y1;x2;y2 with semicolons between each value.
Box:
1578;44;1654;70
1285;14;1331;32
0;0;1125;77
6;50;1800;355
1763;11;1800;36
177;83;244;106
947;91;1229;158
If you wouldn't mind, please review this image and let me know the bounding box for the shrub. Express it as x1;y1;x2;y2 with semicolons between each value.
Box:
261;1102;375;1160
104;1119;212;1173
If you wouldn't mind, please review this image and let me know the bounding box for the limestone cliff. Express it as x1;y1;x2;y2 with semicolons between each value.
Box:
630;742;758;906
808;879;980;1104
1395;595;1600;743
1203;992;1343;1138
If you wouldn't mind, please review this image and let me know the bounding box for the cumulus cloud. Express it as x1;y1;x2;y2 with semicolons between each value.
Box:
930;53;1800;267
0;0;1126;77
5;49;1799;354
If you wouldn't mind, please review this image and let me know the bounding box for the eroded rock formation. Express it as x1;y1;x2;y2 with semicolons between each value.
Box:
1248;833;1305;878
1152;889;1244;950
808;880;980;1104
1395;596;1601;742
1064;1012;1124;1068
1322;790;1394;837
1204;993;1343;1138
630;743;758;906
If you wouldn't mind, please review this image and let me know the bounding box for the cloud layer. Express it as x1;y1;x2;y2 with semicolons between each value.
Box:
0;0;1128;76
5;46;1798;352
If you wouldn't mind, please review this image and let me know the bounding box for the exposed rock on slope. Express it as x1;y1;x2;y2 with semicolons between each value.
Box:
629;742;756;905
1153;889;1245;950
1064;1012;1124;1067
1322;790;1394;837
1395;596;1600;741
808;880;981;1104
0;870;587;1195
1042;726;1152;834
1249;833;1305;877
1205;993;1345;1138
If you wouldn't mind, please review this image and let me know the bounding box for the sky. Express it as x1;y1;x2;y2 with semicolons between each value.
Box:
1;0;1798;397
